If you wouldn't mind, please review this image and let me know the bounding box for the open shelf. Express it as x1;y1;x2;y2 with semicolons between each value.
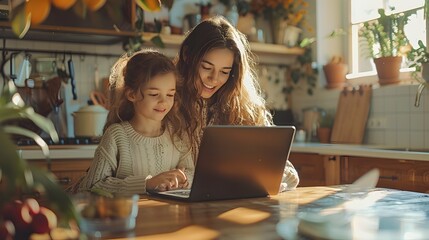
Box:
141;33;304;65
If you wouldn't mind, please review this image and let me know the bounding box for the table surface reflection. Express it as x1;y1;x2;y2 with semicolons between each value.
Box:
102;186;429;240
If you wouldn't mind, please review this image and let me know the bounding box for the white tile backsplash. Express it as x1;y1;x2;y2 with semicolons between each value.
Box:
292;78;429;149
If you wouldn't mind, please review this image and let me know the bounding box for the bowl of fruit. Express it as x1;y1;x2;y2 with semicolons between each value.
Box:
73;191;139;237
0;197;79;239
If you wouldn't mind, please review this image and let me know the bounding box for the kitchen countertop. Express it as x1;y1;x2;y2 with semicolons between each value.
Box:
17;143;429;161
291;143;429;161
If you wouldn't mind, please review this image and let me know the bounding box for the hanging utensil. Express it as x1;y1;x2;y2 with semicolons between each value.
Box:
57;53;69;83
90;90;108;110
68;54;77;100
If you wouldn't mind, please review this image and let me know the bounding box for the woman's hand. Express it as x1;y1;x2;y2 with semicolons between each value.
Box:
146;169;188;192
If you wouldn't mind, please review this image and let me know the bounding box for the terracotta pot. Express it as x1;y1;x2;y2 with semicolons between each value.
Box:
373;56;402;85
317;127;332;143
323;63;348;89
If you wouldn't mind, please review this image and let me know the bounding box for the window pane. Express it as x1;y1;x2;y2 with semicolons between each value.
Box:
350;0;426;75
351;0;383;24
386;0;424;13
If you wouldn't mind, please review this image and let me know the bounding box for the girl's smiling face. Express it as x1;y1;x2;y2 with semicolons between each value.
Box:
128;72;176;123
198;48;234;99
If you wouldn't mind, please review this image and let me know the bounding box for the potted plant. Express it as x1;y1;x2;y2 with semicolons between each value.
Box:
407;39;429;107
317;112;334;143
0;81;78;239
359;8;415;85
323;28;348;89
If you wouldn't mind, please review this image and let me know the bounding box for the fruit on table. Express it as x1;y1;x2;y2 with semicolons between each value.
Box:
2;200;33;231
31;207;58;234
1;198;58;238
0;220;15;240
80;195;132;219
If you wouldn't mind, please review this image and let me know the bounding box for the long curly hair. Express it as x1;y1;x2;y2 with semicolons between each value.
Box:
105;49;185;140
175;16;272;153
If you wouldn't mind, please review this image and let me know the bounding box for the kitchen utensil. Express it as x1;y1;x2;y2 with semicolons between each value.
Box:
72;105;108;137
56;55;69;83
15;52;32;86
331;85;372;144
68;55;77;100
13;77;63;135
302;107;325;142
90;90;108;110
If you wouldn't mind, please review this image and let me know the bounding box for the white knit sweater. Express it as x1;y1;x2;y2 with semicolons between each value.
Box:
76;121;194;194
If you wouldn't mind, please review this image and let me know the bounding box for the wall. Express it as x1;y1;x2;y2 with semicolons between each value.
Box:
3;39;124;137
291;82;429;149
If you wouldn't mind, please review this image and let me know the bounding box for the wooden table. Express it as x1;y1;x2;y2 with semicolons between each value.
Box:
99;186;429;240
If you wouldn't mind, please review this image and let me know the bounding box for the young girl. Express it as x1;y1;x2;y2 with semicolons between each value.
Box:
76;49;193;194
176;16;299;191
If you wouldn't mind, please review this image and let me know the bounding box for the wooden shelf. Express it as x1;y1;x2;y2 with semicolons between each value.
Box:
141;33;304;65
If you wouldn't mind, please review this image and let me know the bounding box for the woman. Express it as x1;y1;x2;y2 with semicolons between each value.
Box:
175;16;299;191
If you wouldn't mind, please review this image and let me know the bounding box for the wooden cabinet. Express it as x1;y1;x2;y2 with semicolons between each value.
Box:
289;152;340;187
29;159;91;190
341;156;429;193
0;0;137;44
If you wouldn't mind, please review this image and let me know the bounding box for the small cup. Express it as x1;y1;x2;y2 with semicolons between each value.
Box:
295;130;306;142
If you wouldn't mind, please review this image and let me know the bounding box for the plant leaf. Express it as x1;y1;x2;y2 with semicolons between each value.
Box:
0;128;28;205
150;35;164;48
10;3;31;39
30;166;79;225
4;126;50;157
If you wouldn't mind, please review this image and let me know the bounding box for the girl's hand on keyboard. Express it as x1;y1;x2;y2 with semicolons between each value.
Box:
147;169;188;192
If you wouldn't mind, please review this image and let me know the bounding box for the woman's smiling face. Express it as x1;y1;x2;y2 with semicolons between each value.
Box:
198;48;234;99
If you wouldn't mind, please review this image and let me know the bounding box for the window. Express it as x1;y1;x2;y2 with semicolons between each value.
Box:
349;0;426;77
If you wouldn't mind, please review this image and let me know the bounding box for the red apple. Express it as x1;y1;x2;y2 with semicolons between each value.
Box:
0;220;15;240
31;207;57;234
24;198;40;216
2;200;32;231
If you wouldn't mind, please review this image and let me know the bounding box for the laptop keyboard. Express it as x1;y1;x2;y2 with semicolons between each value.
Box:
171;190;190;196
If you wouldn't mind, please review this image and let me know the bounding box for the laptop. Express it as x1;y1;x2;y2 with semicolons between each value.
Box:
150;125;296;202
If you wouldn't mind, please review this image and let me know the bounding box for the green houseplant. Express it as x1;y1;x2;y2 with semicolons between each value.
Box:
0;81;78;239
407;40;429;107
359;8;415;85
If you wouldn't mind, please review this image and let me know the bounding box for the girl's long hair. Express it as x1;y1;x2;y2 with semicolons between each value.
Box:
175;16;272;150
105;49;185;140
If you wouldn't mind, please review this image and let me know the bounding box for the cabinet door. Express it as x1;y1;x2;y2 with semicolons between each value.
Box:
341;156;429;192
405;161;429;193
289;153;340;187
29;159;91;190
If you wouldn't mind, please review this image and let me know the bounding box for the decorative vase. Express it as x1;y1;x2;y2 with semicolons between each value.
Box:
283;25;302;47
323;62;348;89
271;18;288;44
373;56;402;85
317;127;332;143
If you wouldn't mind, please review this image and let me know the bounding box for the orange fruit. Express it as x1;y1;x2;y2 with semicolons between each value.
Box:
51;0;77;10
25;0;51;25
136;0;162;12
84;0;107;11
